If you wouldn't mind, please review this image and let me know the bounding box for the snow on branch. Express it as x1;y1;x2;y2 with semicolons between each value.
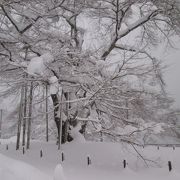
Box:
101;9;160;60
76;117;99;123
117;10;159;39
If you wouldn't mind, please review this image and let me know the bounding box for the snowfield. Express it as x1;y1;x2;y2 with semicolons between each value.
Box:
0;140;180;180
0;153;50;180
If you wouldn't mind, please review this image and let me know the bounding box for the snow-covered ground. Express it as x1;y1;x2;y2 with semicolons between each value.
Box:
0;139;180;180
0;153;50;180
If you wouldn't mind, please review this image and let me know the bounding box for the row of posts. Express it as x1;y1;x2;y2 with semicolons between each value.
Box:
3;145;173;171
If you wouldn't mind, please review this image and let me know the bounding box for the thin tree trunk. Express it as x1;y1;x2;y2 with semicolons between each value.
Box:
22;81;28;146
58;90;63;150
126;99;129;120
40;85;45;110
22;49;28;146
45;84;49;142
16;87;24;150
26;82;33;149
0;109;3;138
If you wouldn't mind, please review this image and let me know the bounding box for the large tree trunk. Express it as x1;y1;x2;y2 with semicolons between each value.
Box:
51;94;61;142
51;92;72;144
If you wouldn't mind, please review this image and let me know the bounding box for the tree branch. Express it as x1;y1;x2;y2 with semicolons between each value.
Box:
101;10;159;60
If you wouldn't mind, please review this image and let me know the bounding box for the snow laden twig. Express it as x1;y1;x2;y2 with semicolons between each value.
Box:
130;144;160;168
101;9;160;60
76;117;99;123
128;124;157;137
114;44;166;93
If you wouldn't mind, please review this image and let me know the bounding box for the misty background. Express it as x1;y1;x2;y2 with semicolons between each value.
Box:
162;39;180;108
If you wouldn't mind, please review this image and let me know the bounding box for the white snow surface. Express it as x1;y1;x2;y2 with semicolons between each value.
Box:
1;140;180;180
49;76;59;94
27;56;45;76
41;53;54;63
27;53;62;95
0;153;50;180
27;53;54;78
53;164;66;180
70;124;86;143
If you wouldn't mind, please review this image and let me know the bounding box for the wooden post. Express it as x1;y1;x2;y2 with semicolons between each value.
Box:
87;156;91;165
168;161;172;172
173;146;175;150
123;160;126;168
23;146;25;154
61;152;64;162
6;144;8;150
157;146;159;150
40;150;43;158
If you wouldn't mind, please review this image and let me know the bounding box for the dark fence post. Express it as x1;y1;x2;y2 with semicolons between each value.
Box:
40;150;43;158
87;156;91;165
6;144;8;150
62;152;64;162
23;146;25;154
168;161;172;172
123;160;126;168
